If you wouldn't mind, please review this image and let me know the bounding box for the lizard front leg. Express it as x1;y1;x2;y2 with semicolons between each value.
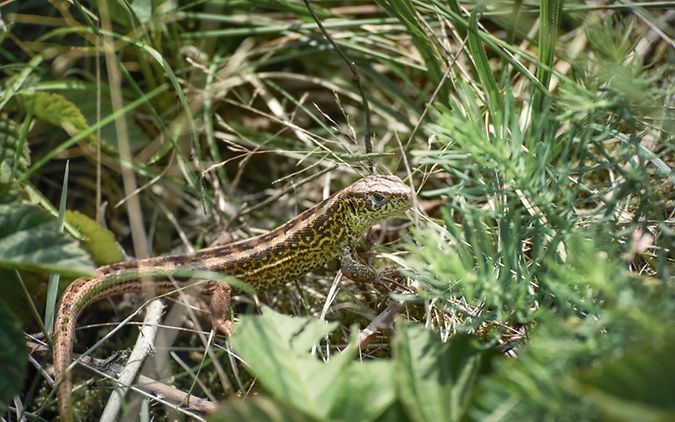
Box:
340;246;404;284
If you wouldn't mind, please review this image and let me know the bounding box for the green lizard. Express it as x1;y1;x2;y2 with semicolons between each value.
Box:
53;175;412;420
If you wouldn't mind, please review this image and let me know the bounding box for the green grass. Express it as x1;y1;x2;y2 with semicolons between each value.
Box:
0;1;672;421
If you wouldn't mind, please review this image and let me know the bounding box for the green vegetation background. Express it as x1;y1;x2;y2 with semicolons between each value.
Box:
0;0;672;421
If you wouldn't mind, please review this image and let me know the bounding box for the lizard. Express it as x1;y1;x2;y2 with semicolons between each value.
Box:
53;174;412;420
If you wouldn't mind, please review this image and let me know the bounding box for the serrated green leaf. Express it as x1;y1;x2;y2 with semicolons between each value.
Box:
0;113;30;177
64;210;124;265
13;92;95;143
209;395;321;422
234;306;339;355
328;361;396;422
0;303;27;412
394;322;498;422
231;307;360;420
0;204;94;277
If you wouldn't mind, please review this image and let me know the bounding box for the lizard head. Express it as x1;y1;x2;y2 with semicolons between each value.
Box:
342;175;412;232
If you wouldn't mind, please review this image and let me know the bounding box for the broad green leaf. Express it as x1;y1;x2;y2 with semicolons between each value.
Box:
0;204;94;277
234;307;339;355
576;341;675;422
394;322;497;422
0;303;27;412
231;308;359;420
328;361;396;422
65;210;125;265
209;395;321;422
13;92;95;144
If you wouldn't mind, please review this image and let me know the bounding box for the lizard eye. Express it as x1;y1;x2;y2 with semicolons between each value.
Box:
369;192;387;205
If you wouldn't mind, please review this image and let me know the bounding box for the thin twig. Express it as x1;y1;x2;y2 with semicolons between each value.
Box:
302;0;374;172
358;300;406;349
101;299;164;422
67;353;213;419
136;374;217;414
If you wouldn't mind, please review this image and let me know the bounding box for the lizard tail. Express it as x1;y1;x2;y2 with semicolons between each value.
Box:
53;278;87;422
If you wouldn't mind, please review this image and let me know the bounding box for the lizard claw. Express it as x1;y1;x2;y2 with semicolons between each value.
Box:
213;318;232;338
